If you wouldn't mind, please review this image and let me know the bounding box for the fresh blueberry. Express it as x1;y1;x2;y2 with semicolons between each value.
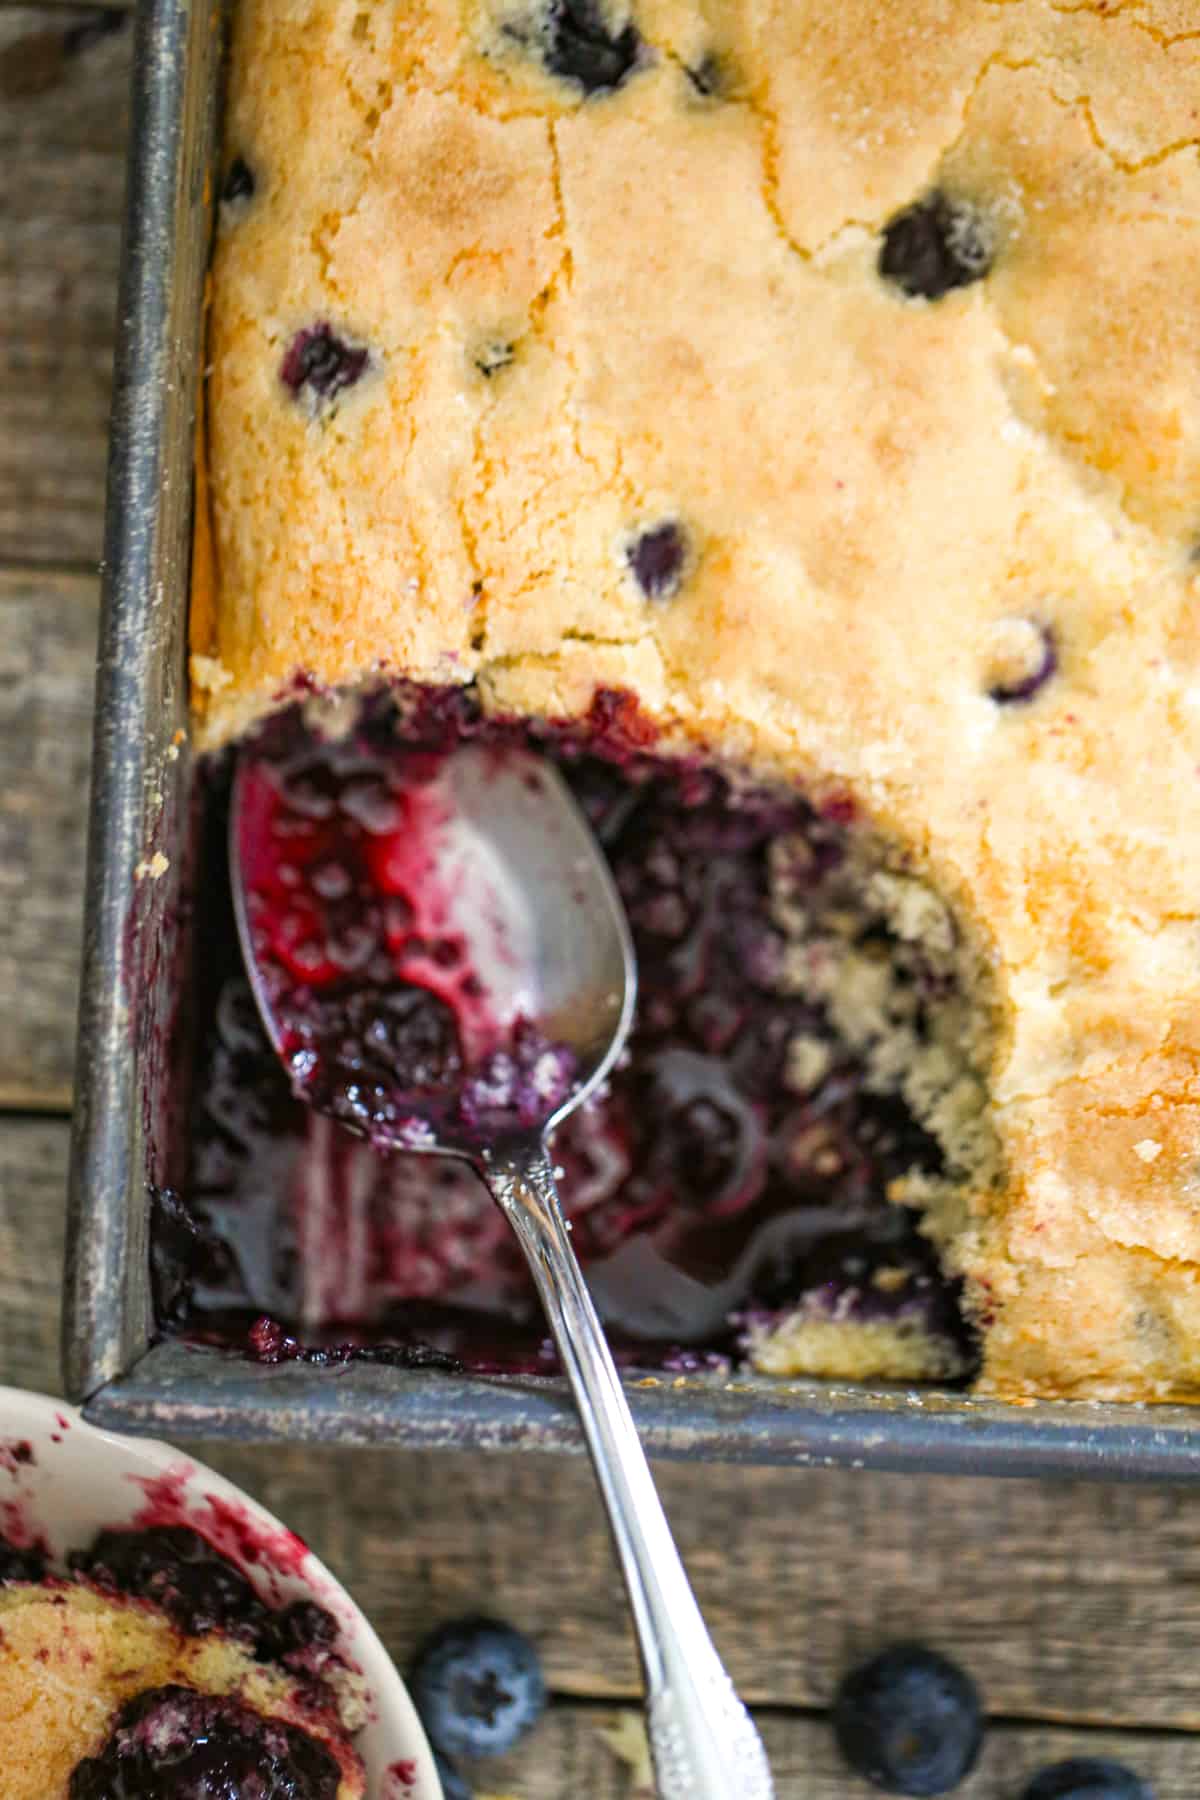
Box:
433;1753;474;1800
410;1617;546;1760
541;0;641;95
1021;1759;1154;1800
628;521;687;600
832;1644;984;1796
222;155;256;204
280;323;370;405
879;192;993;300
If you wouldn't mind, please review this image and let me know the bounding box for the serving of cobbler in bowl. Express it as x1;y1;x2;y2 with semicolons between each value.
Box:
0;1387;440;1799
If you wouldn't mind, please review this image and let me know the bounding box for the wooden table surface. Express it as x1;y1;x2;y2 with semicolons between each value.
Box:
3;7;1200;1795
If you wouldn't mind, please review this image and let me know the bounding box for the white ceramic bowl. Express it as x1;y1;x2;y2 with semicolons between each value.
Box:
0;1386;442;1800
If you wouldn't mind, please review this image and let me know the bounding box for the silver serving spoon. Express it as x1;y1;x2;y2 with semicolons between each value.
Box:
231;741;773;1800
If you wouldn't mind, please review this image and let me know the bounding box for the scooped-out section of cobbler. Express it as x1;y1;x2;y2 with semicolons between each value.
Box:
161;681;1001;1386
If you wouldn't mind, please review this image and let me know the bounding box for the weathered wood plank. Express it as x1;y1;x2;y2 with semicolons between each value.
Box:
0;1118;72;1392
488;1705;1198;1799
0;7;131;567
10;1115;1200;1733
0;568;95;1108
200;1431;1200;1733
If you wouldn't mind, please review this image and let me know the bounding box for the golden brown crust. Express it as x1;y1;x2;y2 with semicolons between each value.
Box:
0;1586;364;1799
197;0;1200;1400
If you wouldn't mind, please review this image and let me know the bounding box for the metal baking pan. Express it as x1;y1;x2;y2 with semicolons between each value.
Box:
63;0;1200;1478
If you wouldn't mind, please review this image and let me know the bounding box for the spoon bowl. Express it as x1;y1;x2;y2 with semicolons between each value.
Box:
231;733;773;1800
232;743;635;1154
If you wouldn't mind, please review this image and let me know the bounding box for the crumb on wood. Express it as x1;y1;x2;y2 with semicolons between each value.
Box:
598;1710;655;1795
134;852;170;881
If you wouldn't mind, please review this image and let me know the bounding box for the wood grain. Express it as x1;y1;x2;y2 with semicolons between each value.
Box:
0;7;130;567
487;1706;1197;1799
0;568;95;1108
0;1118;73;1392
193;1431;1200;1733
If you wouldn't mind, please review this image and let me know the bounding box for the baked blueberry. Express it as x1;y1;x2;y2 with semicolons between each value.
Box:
832;1644;984;1795
541;0;641;95
410;1617;546;1760
1021;1759;1153;1800
67;1685;342;1800
71;1526;262;1640
473;339;514;378
685;53;725;98
628;521;687;600
281;324;369;406
222;155;256;204
987;620;1057;705
879;192;993;300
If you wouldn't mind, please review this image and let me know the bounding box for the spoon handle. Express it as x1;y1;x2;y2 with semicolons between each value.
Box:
486;1140;774;1800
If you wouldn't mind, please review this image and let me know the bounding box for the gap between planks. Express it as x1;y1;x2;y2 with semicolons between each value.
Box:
485;1703;1198;1798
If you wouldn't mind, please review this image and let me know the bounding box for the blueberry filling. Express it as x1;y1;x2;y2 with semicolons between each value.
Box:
879;191;993;301
0;1532;46;1584
245;1315;460;1372
627;521;687;600
68;1685;342;1800
236;748;580;1146
290;985;465;1142
69;1527;337;1669
534;0;642;95
280;325;369;406
221;156;256;205
165;684;987;1380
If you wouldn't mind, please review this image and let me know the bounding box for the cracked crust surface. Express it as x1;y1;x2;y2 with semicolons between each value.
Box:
196;0;1200;1400
0;1586;364;1799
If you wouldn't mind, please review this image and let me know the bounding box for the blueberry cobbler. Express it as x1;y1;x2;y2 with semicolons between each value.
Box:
0;1528;364;1798
185;0;1200;1401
